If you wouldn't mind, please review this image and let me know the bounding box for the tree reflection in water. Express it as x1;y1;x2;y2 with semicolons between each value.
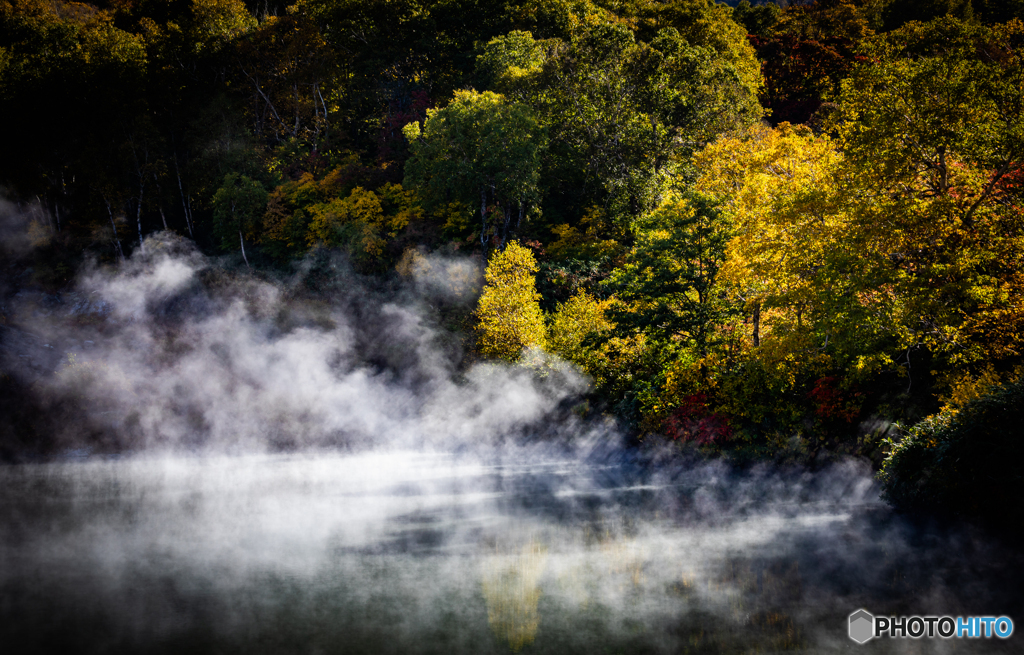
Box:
481;539;548;652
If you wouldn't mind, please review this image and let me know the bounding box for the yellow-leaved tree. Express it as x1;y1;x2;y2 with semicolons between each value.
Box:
696;122;846;349
694;121;904;375
476;242;547;360
693;123;874;438
305;183;419;262
548;290;613;371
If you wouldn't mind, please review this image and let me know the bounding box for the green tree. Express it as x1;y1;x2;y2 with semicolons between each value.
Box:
614;0;764;98
212;173;268;267
879;377;1024;525
476;241;547;360
475;30;548;92
521;22;762;222
504;0;608;40
732;0;780;37
606;191;735;358
404;90;546;249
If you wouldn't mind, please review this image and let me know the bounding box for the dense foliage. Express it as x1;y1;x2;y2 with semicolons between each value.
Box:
879;378;1024;525
3;0;1024;516
476;241;547;360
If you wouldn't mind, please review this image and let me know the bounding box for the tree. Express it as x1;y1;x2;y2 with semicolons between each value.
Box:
298;0;539;154
519;21;762;223
750;33;861;125
606;192;735;358
879;377;1024;526
772;0;878;41
743;0;879;125
732;0;780;37
403;90;546;249
303;182;420;268
476;241;547;360
617;0;765;99
882;0;978;30
231;14;337;147
548;290;613;369
474;30;548;92
695;124;892;440
694;123;880;359
0;0;265;249
833;18;1024;370
212;173;268;267
503;0;608;40
0;1;148;227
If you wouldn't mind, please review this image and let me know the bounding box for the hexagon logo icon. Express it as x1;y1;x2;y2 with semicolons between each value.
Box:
849;609;874;644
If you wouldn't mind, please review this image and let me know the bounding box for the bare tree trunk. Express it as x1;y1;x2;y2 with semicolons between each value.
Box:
36;196;54;235
239;230;250;269
317;84;329;143
903;347;913;394
174;154;194;237
105;199;125;263
127;135;147;253
55;168;68;233
266;77;284;133
153;172;169;231
480;187;488;250
311;83;320;148
242;69;288;136
752;301;761;347
136;185;145;254
499;204;512;249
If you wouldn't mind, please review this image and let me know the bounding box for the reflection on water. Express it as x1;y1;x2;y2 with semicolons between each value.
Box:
482;540;547;651
0;451;1021;654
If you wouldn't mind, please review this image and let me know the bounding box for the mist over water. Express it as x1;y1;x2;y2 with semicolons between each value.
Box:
1;233;1021;653
2;232;590;455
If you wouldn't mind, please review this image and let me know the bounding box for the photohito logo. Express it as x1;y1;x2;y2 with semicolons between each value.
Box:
849;610;874;644
848;609;1014;643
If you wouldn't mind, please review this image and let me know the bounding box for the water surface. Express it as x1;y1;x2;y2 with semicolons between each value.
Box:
1;451;1019;654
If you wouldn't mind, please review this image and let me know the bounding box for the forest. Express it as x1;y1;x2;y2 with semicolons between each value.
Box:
2;0;1023;525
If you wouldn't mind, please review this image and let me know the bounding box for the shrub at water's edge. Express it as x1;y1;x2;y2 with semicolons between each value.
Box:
879;378;1024;525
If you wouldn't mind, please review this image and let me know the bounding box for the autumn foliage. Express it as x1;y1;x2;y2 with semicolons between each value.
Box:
3;0;1024;495
476;242;547;361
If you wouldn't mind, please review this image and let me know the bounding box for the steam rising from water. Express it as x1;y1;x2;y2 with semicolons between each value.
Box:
1;233;1021;653
5;233;589;454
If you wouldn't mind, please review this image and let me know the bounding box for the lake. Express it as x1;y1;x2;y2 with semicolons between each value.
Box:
0;450;1020;654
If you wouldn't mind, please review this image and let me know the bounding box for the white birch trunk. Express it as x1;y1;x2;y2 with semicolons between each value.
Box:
239;231;250;269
